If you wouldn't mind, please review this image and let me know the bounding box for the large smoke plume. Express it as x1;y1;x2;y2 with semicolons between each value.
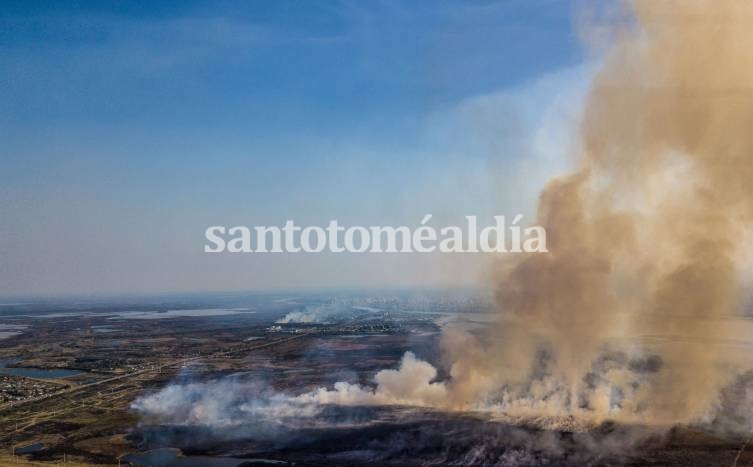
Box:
298;0;753;426
135;0;753;444
440;0;753;425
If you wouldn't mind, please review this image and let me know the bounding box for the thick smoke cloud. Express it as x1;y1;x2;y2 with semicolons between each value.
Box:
134;0;753;448
440;0;753;426
298;352;448;407
289;0;753;428
132;353;666;463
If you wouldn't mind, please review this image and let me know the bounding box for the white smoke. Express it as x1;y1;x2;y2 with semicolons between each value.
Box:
131;379;322;429
297;352;448;407
132;352;447;427
276;303;354;324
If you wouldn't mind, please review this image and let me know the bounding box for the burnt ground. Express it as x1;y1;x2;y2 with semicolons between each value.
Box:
127;407;753;466
0;293;751;466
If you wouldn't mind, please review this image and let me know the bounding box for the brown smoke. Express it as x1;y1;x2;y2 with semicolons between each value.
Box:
441;0;753;425
154;0;753;431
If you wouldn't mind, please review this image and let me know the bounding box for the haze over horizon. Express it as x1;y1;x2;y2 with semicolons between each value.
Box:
1;0;596;297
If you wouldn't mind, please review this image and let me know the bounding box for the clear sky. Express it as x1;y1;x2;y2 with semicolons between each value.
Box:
0;0;598;297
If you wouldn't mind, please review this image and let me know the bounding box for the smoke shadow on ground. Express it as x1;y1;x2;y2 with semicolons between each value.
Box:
128;407;667;466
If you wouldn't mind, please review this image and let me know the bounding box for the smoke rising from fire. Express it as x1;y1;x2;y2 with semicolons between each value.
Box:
134;0;753;440
439;0;753;424
266;0;753;426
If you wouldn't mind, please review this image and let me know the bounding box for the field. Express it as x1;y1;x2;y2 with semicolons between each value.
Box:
0;293;750;466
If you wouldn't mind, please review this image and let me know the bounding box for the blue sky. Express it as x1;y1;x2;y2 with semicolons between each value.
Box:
0;0;596;297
